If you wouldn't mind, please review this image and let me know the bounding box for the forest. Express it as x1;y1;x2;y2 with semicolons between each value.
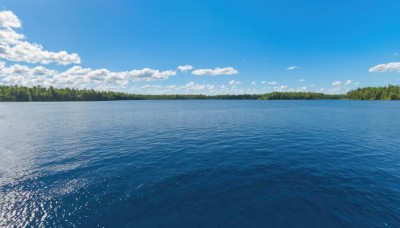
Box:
259;92;344;100
0;85;400;101
345;85;400;100
0;85;260;101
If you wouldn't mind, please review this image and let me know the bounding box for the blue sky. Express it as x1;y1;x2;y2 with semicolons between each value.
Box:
1;0;400;94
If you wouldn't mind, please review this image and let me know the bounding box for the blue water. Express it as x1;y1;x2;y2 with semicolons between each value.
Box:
1;100;400;227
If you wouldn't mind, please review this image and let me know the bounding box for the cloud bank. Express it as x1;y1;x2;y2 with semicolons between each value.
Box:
0;10;241;92
192;67;238;76
0;10;81;65
0;62;176;88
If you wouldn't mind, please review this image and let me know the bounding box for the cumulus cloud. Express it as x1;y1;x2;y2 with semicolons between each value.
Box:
177;65;193;72
369;62;400;72
270;85;290;92
132;81;258;95
192;67;238;76
0;10;21;28
299;79;305;82
325;79;359;94
345;80;352;85
0;10;246;94
229;80;241;86
287;66;300;70
0;10;80;65
261;81;278;85
327;86;351;94
251;81;256;85
332;81;342;86
53;66;176;87
0;63;57;87
183;82;216;92
131;82;225;95
273;85;289;91
0;62;56;76
185;81;205;91
0;62;176;88
331;80;358;87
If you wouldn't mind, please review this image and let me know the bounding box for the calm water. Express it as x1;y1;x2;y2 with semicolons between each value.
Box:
1;100;400;227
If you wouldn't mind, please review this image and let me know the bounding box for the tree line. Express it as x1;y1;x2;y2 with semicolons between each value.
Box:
0;85;260;101
1;85;400;101
345;85;400;100
259;92;345;100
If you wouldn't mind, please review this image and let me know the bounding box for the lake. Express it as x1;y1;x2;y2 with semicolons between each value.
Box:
1;100;400;227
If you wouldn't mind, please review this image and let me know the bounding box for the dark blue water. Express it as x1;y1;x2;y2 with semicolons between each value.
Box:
1;101;400;227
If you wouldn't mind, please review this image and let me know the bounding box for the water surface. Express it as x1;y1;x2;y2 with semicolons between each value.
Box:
1;100;400;227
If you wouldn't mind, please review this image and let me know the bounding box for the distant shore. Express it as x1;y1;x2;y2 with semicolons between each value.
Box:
0;85;399;101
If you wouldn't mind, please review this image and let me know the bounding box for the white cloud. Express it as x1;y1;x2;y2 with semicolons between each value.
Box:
287;66;300;70
274;85;288;90
251;81;256;85
177;65;193;72
167;85;177;90
0;63;56;76
128;68;176;80
327;86;350;94
345;80;352;85
192;67;238;76
369;62;400;72
326;80;359;94
229;80;241;86
184;82;205;91
0;27;24;44
0;62;176;88
0;10;248;93
299;79;305;82
207;84;215;90
127;82;243;95
332;81;342;86
0;11;21;28
331;80;358;87
261;81;277;85
143;83;218;94
271;85;292;92
0;10;80;65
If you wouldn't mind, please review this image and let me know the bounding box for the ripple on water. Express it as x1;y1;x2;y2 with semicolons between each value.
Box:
1;100;400;227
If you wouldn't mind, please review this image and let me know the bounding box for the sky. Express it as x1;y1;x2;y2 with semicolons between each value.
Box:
0;0;400;94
